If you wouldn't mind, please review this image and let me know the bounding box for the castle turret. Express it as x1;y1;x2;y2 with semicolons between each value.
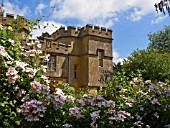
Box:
0;12;28;29
51;24;112;41
6;13;14;25
40;24;113;92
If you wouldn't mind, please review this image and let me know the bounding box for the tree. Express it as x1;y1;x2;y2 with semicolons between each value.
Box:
147;25;170;53
119;49;170;82
37;32;50;40
154;0;170;16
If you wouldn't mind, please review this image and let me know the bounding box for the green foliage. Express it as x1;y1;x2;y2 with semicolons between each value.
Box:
105;72;170;128
148;25;170;53
37;32;50;40
0;14;170;128
117;49;170;82
0;16;49;127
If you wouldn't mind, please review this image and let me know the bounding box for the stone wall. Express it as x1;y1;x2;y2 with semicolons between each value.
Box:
0;12;28;29
51;24;112;40
42;24;113;90
0;12;113;91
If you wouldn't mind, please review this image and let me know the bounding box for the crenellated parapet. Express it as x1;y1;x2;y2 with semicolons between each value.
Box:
0;12;28;30
51;26;79;40
39;37;71;54
80;24;112;39
51;24;112;40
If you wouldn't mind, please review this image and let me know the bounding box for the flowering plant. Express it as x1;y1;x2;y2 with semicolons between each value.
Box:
0;18;56;126
0;18;170;128
105;71;170;128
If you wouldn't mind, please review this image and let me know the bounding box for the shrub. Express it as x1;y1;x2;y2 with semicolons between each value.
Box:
0;20;169;128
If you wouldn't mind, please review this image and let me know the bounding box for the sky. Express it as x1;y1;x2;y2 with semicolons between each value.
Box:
1;0;170;63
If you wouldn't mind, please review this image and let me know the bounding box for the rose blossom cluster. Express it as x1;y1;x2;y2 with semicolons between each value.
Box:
19;100;46;122
30;80;50;94
0;45;13;60
0;23;3;30
25;67;37;78
1;22;169;127
69;107;84;119
52;88;67;109
77;94;93;106
26;49;42;57
77;94;115;108
107;110;131;124
90;110;100;128
128;78;170;127
6;67;19;84
25;40;43;57
0;25;53;123
0;45;9;57
125;99;135;107
41;75;50;85
70;94;132;127
115;110;131;122
62;123;73;128
15;60;28;71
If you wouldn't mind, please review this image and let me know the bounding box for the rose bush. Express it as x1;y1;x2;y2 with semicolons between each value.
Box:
0;19;170;128
105;72;170;128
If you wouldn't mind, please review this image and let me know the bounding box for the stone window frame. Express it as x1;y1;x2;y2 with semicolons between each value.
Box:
98;49;104;67
47;55;56;71
46;40;51;48
73;64;77;80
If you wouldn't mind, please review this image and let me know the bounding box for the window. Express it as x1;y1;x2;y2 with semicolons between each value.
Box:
74;65;77;79
47;41;51;48
48;56;56;70
98;50;104;67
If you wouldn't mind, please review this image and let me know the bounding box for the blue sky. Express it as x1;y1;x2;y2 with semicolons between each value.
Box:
1;0;170;63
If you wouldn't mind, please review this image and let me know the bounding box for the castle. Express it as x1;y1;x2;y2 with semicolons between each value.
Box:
0;13;113;93
0;12;29;40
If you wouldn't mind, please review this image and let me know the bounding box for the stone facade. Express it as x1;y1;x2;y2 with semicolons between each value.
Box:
0;12;29;42
41;24;113;91
0;12;113;91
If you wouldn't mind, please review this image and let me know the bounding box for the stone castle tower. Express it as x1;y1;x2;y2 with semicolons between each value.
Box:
41;24;113;92
0;12;113;92
0;12;29;41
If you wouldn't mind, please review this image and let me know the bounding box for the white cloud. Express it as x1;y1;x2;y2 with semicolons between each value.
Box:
3;1;30;17
35;3;46;15
113;50;120;60
50;0;162;26
97;18;119;28
2;0;165;29
151;15;168;24
88;18;117;28
31;21;64;39
104;20;113;28
127;0;162;21
50;0;62;7
52;0;116;22
114;58;126;65
129;8;143;21
114;18;119;22
112;50;126;65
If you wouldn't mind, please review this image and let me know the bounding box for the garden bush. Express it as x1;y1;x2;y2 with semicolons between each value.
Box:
0;20;170;128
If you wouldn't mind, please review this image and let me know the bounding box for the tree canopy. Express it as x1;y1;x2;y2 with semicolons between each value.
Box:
116;49;170;82
148;25;170;53
37;32;50;40
154;0;170;16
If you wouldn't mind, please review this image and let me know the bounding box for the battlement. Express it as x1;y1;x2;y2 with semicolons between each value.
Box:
51;24;112;40
0;12;28;28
